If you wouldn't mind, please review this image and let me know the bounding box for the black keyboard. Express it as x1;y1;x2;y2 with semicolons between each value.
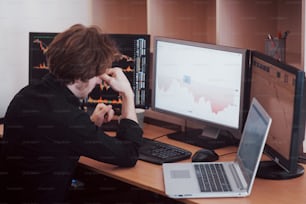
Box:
139;138;192;165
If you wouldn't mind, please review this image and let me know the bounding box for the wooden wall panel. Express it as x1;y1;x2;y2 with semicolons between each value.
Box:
92;0;147;34
277;1;302;68
217;0;302;68
147;0;216;44
217;0;278;50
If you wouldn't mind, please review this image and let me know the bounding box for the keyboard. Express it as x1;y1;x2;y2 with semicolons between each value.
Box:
194;163;232;192
139;138;192;165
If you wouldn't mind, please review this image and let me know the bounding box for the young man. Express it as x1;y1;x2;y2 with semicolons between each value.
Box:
0;24;143;202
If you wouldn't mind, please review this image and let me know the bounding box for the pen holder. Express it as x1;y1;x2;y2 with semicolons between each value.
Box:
265;38;286;62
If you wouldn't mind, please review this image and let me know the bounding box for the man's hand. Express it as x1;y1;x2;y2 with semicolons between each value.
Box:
99;68;137;123
100;68;134;96
90;103;114;127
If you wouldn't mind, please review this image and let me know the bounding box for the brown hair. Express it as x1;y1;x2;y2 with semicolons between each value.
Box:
46;24;118;84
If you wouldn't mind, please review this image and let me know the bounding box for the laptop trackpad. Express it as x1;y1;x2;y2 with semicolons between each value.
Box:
170;170;190;179
164;165;200;195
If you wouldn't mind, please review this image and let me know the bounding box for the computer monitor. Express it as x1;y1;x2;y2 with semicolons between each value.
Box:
29;32;58;85
87;34;150;114
29;32;150;115
152;37;250;149
249;50;305;179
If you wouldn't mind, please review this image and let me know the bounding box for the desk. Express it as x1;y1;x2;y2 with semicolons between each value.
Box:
1;123;305;203
79;123;306;204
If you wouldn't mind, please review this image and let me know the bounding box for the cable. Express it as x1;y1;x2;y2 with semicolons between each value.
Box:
218;151;237;157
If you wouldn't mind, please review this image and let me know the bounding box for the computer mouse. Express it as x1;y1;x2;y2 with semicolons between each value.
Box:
192;149;219;162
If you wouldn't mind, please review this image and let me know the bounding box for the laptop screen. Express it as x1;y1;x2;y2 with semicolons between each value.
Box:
236;98;271;187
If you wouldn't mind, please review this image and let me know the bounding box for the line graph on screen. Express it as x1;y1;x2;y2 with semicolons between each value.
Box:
156;73;240;128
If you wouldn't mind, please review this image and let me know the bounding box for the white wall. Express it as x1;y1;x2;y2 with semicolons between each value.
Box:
0;0;93;119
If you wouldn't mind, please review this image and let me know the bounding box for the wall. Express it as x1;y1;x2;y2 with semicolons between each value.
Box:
147;0;216;44
91;0;147;34
217;0;278;50
217;0;302;69
277;0;302;67
0;0;92;119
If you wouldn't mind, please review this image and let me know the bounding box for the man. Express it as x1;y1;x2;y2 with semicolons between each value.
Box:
0;24;143;202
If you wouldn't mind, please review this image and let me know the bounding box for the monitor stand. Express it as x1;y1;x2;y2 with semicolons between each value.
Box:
167;126;238;150
256;161;304;180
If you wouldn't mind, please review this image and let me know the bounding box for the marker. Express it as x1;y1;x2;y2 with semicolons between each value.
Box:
282;30;290;39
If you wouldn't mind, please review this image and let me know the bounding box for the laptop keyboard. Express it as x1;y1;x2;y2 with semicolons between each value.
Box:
194;163;232;192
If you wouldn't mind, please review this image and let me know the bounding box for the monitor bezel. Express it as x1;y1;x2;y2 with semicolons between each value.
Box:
152;36;250;138
249;50;305;173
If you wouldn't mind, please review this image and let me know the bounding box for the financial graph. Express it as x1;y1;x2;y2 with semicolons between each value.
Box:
154;41;243;129
29;33;150;113
157;75;237;114
32;39;49;69
250;57;295;159
29;32;58;85
156;73;240;128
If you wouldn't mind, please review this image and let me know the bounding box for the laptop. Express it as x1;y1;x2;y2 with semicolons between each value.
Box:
162;98;272;198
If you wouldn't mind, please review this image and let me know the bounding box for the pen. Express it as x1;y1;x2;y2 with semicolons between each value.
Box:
282;30;290;39
267;33;276;48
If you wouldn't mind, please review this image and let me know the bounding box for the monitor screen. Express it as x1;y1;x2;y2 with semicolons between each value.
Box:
87;34;150;114
29;32;58;85
29;32;150;115
152;37;249;149
250;51;305;179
